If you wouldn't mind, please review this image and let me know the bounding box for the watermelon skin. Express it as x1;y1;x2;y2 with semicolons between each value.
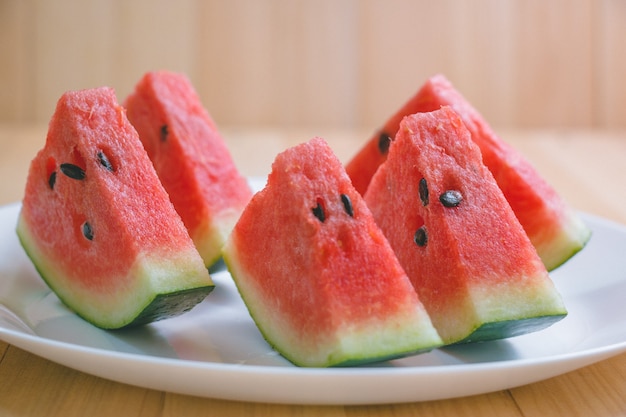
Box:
124;71;253;268
347;74;590;271
222;138;442;367
16;87;214;329
364;107;567;345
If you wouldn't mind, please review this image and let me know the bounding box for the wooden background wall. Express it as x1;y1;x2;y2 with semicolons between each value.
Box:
1;0;624;130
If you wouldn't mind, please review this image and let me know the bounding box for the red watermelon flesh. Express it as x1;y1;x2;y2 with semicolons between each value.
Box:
124;71;253;268
347;74;590;271
16;87;213;329
222;137;442;367
345;78;442;195
364;107;567;345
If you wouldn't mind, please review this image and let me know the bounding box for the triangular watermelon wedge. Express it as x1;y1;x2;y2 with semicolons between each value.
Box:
347;74;591;271
124;71;253;268
16;87;213;329
223;138;442;367
364;107;567;345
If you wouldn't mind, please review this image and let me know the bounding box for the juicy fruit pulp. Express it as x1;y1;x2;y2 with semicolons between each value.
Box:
347;74;590;271
124;71;253;268
17;87;213;329
364;107;567;345
223;137;442;367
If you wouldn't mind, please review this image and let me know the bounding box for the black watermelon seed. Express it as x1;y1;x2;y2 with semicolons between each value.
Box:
97;151;114;172
48;171;57;190
60;163;86;180
312;201;326;223
82;222;94;241
419;178;429;206
160;125;169;142
340;194;354;217
440;190;463;207
414;226;428;247
378;132;392;155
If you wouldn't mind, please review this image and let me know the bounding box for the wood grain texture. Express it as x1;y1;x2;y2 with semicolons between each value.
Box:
1;0;624;129
511;354;626;417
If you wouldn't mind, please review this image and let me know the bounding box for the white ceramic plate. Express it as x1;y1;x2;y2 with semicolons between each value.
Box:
1;198;626;405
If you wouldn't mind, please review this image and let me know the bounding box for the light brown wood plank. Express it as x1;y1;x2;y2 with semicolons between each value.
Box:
593;0;626;128
1;0;624;129
345;391;523;417
511;353;626;417
0;346;164;417
163;394;348;417
0;0;34;122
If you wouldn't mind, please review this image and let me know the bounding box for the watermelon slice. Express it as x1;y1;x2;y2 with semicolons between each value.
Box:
347;74;590;270
222;137;442;367
16;87;214;329
364;107;567;345
124;71;253;268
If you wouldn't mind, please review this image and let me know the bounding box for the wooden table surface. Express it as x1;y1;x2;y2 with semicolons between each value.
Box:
1;125;626;416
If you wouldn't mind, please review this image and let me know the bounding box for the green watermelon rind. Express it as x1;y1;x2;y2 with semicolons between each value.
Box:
192;209;243;268
434;277;568;346
123;286;214;327
451;313;567;345
17;214;215;330
222;241;443;368
535;209;592;271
